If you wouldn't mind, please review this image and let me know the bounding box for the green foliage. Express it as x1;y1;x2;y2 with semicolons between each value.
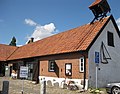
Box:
89;88;101;94
9;36;16;46
88;87;107;94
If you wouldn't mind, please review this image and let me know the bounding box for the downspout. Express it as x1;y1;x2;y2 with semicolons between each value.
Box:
37;59;40;83
83;55;86;90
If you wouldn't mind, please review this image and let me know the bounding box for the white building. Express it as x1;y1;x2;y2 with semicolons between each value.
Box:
89;15;120;88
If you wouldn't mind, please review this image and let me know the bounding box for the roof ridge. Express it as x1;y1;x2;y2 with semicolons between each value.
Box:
0;44;17;48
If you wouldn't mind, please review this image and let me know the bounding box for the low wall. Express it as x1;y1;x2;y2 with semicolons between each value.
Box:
39;76;88;90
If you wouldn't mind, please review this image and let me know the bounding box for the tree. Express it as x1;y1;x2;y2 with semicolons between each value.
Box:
9;36;16;46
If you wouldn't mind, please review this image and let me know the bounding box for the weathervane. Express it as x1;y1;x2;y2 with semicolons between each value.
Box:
89;0;111;24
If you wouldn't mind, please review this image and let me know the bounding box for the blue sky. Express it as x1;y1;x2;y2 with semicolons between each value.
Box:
0;0;120;46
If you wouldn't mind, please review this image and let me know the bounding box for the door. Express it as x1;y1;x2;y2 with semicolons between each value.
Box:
26;63;33;80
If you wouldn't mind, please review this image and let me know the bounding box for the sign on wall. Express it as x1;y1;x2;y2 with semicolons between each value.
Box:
95;51;99;64
20;66;28;78
65;63;72;76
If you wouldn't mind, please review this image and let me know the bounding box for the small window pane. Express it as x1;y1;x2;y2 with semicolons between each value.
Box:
81;62;83;66
81;67;83;71
81;59;83;62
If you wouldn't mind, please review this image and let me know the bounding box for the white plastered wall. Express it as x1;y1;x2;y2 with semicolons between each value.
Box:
39;76;88;90
88;19;120;88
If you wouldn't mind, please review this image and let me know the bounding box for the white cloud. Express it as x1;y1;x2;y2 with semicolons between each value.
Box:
31;23;56;41
116;18;120;30
25;19;37;26
25;19;57;42
44;23;56;33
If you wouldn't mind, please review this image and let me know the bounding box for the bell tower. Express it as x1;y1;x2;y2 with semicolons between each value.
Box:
89;0;111;23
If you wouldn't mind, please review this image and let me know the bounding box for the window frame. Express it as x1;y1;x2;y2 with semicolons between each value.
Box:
107;31;114;47
79;57;84;72
48;60;55;72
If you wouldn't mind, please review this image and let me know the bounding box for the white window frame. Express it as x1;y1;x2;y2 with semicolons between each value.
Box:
48;60;55;72
79;57;84;72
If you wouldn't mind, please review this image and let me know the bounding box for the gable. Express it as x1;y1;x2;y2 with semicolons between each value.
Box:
88;15;120;65
88;16;120;88
87;15;120;51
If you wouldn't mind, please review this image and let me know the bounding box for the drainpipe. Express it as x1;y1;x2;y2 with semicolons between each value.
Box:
83;56;86;90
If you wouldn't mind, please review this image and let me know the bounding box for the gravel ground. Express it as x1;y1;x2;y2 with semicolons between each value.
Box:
0;77;106;94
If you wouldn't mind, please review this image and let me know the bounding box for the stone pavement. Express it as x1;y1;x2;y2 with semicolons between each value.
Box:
0;77;102;94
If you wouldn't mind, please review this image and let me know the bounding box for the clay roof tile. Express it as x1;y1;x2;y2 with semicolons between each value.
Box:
7;16;110;60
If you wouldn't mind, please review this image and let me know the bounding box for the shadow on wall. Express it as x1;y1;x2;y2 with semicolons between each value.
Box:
55;63;59;77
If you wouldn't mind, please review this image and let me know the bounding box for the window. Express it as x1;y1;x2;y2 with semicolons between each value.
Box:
79;57;84;72
65;63;72;76
48;60;55;72
107;31;114;47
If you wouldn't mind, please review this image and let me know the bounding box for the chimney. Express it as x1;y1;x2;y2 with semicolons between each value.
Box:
30;37;34;42
27;37;34;44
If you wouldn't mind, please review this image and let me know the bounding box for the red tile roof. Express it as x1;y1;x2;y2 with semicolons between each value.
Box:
0;44;18;61
89;0;102;8
7;16;110;60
